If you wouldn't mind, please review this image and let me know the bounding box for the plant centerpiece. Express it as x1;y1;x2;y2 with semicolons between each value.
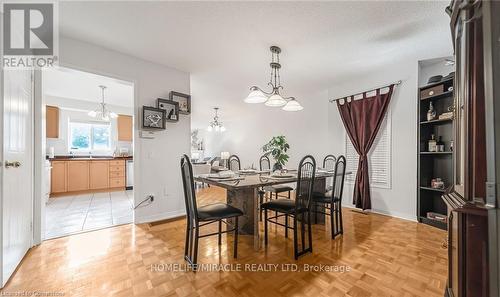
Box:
262;135;290;171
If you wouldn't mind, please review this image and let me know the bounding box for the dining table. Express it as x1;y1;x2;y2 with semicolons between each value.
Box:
195;169;351;250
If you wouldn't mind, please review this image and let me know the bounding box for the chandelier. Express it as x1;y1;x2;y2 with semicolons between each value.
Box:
88;85;117;121
244;46;303;111
207;107;226;132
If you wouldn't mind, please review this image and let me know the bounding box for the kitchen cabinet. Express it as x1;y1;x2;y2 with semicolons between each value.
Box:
89;161;109;190
117;115;133;141
46;106;59;138
51;161;67;193
67;161;90;192
50;158;129;196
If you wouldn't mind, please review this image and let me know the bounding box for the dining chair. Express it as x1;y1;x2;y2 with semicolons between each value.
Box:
261;155;316;259
228;155;241;171
323;154;336;191
259;155;293;221
312;155;346;239
180;154;243;267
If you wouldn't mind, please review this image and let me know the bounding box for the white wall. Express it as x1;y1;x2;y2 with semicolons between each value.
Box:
198;89;330;169
327;59;420;221
57;37;191;223
44;96;133;156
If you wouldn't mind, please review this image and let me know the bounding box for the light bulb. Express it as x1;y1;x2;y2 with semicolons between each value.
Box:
207;126;213;132
88;111;97;117
220;126;226;132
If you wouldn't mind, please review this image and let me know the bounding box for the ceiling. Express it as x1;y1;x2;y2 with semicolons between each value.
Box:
43;67;134;107
58;1;453;127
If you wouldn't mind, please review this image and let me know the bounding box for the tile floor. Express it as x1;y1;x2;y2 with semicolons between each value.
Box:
45;190;134;239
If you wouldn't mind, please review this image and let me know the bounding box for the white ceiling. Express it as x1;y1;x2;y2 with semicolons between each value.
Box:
43;67;134;107
58;1;453;126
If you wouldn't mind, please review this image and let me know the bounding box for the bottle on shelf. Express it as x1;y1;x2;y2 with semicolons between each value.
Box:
427;101;437;121
428;134;437;152
437;136;445;152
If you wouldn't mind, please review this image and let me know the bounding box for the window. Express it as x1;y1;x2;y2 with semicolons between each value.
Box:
69;121;111;152
345;110;391;188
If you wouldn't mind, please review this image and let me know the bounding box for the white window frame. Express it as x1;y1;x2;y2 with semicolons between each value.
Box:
344;108;392;189
68;120;112;153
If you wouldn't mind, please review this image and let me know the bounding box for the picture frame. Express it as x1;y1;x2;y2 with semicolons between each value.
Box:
142;106;166;129
169;91;191;114
157;98;179;122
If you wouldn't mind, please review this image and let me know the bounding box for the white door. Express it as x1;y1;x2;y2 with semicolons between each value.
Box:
2;69;33;287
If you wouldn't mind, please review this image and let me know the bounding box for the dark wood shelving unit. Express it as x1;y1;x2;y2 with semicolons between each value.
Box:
417;78;454;231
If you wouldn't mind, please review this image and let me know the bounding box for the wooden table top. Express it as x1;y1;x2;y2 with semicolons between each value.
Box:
195;170;351;190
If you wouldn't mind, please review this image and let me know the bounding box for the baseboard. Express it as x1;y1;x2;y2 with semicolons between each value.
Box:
341;204;417;222
134;210;186;224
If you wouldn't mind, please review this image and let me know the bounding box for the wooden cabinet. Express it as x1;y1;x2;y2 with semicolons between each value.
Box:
117;115;133;141
46;106;59;138
51;161;67;193
67;161;89;192
90;161;109;190
50;159;129;196
109;160;125;188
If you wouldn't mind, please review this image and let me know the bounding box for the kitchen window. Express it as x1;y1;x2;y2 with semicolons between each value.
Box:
69;121;111;152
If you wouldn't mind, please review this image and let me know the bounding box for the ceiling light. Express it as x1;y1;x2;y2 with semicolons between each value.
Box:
207;107;226;133
244;87;268;103
282;98;303;111
245;46;303;111
88;85;116;121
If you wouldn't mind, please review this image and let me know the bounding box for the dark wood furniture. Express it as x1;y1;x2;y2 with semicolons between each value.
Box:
261;155;316;259
180;155;243;267
442;1;500;296
417;76;454;230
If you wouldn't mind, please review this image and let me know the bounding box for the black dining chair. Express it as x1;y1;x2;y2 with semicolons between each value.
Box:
228;155;241;171
180;154;243;267
260;155;293;200
261;155;316;259
312;155;346;239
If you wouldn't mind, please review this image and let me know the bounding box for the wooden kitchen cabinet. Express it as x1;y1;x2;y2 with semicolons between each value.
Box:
46;106;59;138
51;161;67;193
50;159;128;196
117;115;133;141
66;161;89;192
89;161;109;190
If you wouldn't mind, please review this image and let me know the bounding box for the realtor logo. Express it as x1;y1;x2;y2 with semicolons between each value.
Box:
2;2;58;69
4;3;54;55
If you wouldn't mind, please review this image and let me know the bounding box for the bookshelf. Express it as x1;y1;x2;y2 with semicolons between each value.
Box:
417;77;454;230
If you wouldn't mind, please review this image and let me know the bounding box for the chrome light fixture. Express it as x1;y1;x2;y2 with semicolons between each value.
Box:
88;85;117;121
207;107;226;132
245;46;303;111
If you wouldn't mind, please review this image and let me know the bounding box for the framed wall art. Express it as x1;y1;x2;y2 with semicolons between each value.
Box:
169;91;191;115
157;98;179;122
142;106;166;129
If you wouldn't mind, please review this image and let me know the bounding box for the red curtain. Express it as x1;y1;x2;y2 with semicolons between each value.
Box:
337;85;394;210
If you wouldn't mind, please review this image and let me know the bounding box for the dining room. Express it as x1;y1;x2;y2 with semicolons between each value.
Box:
2;1;498;297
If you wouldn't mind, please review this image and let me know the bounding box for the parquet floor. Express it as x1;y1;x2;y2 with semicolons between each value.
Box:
2;187;447;297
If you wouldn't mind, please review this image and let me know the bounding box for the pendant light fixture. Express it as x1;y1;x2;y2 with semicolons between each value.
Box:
244;46;303;111
207;107;226;132
88;85;117;121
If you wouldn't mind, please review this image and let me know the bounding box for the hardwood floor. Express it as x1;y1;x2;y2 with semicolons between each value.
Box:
2;187;447;297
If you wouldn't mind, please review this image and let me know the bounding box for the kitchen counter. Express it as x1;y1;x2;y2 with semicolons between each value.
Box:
48;156;133;161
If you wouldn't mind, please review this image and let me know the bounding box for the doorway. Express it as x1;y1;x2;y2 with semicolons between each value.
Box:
40;66;135;240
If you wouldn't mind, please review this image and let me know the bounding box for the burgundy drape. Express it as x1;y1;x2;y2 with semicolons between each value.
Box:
337;85;394;210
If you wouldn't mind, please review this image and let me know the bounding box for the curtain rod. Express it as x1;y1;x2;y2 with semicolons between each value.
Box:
329;80;402;103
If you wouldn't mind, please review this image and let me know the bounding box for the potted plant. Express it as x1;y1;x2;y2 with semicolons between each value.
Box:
262;135;290;171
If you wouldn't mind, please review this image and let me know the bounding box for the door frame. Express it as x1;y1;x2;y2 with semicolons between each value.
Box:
34;63;138;243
